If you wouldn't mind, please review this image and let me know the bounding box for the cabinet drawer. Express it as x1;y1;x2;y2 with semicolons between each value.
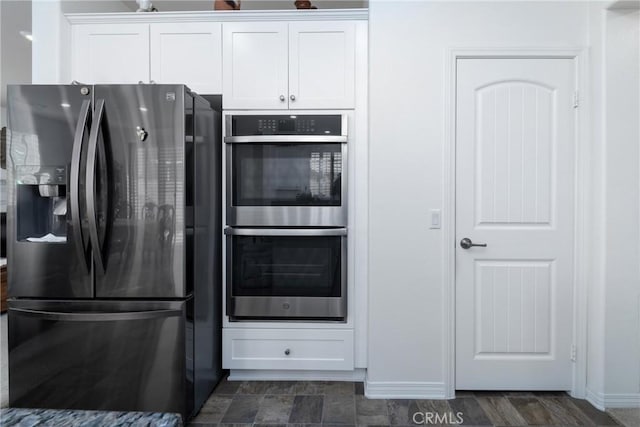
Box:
223;328;354;371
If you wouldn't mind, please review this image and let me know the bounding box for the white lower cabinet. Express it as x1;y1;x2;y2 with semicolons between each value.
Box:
223;328;354;371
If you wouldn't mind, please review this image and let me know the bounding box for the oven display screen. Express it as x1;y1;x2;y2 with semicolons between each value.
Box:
278;119;295;132
232;115;342;136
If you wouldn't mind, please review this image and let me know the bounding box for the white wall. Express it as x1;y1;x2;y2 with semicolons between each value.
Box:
586;0;607;405
0;0;32;127
32;0;131;84
368;0;640;407
603;6;640;405
367;0;589;395
61;1;133;13
0;2;3;128
0;1;4;214
583;1;639;410
0;0;31;213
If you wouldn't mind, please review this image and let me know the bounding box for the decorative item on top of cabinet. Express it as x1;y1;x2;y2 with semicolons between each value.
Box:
136;0;157;12
214;0;241;10
295;1;317;9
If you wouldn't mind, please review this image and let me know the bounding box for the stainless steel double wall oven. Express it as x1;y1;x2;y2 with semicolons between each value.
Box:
225;114;348;321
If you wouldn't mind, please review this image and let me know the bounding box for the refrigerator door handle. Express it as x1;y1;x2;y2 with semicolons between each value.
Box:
11;307;182;322
70;99;92;274
86;99;106;274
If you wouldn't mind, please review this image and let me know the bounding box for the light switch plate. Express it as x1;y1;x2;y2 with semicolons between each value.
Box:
430;209;441;229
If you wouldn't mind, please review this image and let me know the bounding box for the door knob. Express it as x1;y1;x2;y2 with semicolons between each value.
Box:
290;94;296;101
460;238;487;249
284;348;291;356
279;95;286;102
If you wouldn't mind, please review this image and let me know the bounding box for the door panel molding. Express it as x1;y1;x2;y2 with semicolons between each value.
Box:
443;47;589;399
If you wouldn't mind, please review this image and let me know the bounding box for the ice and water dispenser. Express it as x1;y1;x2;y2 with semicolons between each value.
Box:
16;166;67;243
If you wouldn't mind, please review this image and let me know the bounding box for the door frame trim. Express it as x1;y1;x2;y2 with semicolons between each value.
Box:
443;47;590;399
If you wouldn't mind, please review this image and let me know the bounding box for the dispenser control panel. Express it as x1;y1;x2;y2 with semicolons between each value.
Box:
15;166;66;185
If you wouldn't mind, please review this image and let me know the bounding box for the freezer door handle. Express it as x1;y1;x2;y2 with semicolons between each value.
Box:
70;99;92;274
10;307;182;322
86;99;107;274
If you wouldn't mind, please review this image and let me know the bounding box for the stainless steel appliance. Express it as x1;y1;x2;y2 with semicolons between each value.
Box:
224;114;348;321
225;114;348;227
225;227;347;320
6;84;222;419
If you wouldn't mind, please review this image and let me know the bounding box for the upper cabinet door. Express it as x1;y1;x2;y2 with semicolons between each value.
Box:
223;22;288;109
288;22;355;109
150;23;222;94
72;24;150;84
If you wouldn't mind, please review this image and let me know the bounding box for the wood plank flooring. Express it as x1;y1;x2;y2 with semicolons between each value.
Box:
188;378;621;426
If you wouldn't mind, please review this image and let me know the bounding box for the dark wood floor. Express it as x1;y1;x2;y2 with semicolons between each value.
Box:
188;377;620;426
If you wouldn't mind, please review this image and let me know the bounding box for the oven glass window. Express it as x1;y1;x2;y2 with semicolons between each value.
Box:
231;235;342;297
232;144;342;206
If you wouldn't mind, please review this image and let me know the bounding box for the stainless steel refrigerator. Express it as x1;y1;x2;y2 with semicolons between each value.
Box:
6;84;222;419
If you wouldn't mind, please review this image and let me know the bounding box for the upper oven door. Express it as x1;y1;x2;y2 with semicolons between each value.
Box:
225;115;348;227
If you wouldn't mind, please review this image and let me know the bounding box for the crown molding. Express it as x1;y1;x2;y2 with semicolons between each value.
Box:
65;9;368;24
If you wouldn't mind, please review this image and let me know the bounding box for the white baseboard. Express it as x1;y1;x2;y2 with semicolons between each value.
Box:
586;388;640;409
586;388;607;411
228;368;366;382
602;393;640;408
364;380;447;399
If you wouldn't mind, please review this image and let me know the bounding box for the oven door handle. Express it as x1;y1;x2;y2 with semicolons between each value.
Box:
224;227;347;237
224;135;347;144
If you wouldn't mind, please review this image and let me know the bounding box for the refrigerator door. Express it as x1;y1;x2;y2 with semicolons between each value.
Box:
8;299;193;418
92;85;187;298
7;85;93;298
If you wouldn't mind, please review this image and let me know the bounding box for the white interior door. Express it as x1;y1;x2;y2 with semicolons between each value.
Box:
455;58;576;390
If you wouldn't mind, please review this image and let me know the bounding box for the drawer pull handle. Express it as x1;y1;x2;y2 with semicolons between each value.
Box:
284;348;291;356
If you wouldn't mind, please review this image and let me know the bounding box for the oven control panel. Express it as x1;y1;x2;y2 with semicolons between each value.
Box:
231;115;343;136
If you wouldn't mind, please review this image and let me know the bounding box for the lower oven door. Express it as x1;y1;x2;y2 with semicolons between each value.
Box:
225;227;347;321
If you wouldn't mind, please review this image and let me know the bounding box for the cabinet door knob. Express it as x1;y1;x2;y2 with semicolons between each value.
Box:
279;95;286;102
284;348;291;356
290;94;296;101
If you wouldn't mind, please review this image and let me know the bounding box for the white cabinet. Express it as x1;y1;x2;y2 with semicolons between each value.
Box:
150;23;222;94
72;22;223;92
288;22;356;109
222;22;288;109
72;24;150;84
223;21;356;109
223;328;355;371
